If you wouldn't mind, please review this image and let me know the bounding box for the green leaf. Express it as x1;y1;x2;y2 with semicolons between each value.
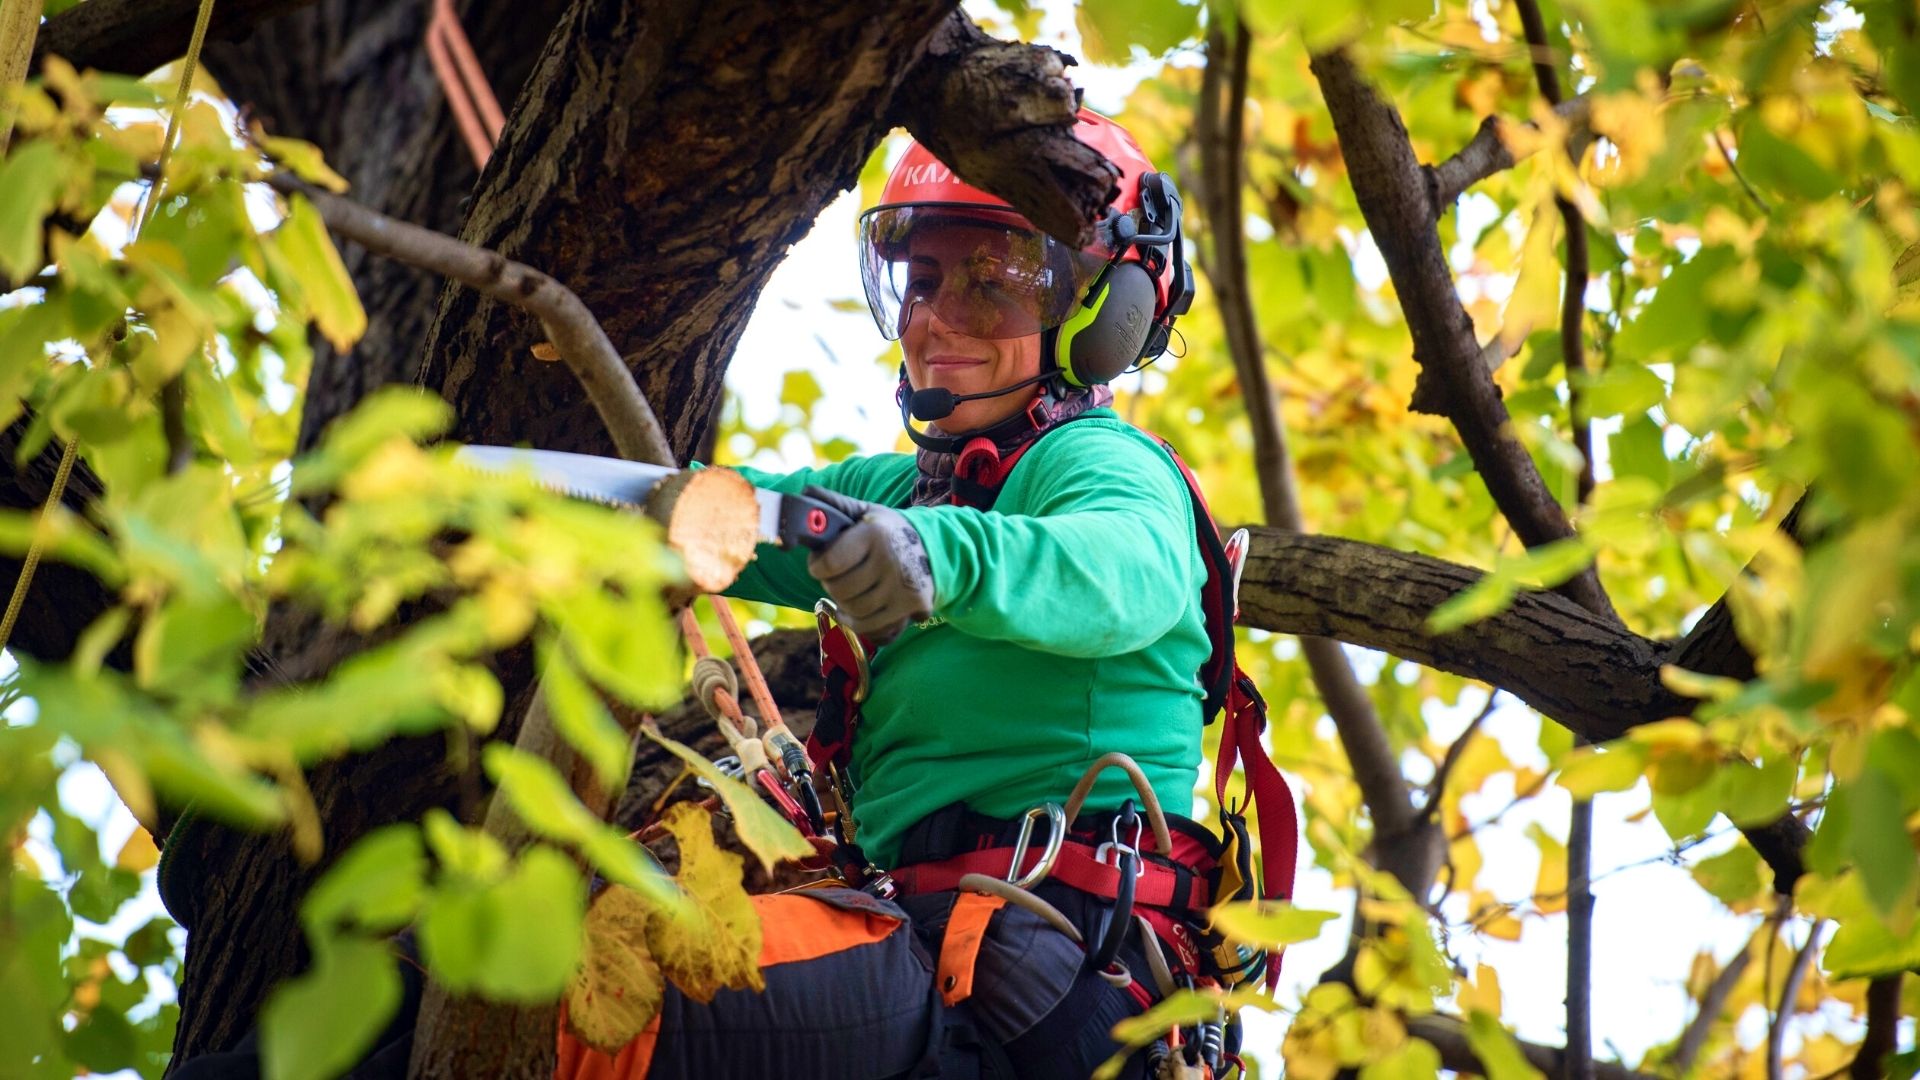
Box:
64;1006;138;1074
779;369;823;412
0;140;64;282
482;744;673;902
1575;363;1666;420
270;193;367;352
1464;1009;1545;1080
1361;1037;1442;1080
1208;901;1339;949
540;639;633;794
302;826;427;936
293;386;452;495
1691;843;1766;907
1801;870;1920;979
1428;539;1594;633
260;938;402;1080
421;809;508;881
133;594;255;702
1848;766;1917;915
643;729;813;874
122;916;178;968
1717;756;1795;827
419;844;586;1001
1074;0;1198;63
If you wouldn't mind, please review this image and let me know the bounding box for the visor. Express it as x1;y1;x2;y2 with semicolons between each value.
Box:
857;205;1115;341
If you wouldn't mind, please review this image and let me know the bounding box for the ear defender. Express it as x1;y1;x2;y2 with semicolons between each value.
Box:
1052;261;1158;387
1048;171;1194;389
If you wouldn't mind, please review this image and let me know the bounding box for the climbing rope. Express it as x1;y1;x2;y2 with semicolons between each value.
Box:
0;0;218;657
425;0;505;170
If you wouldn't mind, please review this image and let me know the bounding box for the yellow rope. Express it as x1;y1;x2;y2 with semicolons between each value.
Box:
0;0;219;657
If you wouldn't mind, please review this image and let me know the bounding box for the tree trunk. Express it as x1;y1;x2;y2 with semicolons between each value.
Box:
165;0;568;1059
167;0;956;1063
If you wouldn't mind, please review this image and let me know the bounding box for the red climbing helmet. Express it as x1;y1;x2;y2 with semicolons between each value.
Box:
857;108;1193;387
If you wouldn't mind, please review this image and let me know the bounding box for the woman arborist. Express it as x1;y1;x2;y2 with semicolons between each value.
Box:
554;107;1287;1080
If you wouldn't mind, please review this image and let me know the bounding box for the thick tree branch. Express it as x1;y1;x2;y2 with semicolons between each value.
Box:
1308;50;1614;621
269;173;674;466
1427;97;1593;211
32;0;319;77
1236;530;1664;742
1850;973;1904;1080
887;11;1113;247
1235;527;1811;887
1406;1014;1658;1080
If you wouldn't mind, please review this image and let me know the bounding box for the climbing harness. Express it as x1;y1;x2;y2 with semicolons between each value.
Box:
794;428;1303;1079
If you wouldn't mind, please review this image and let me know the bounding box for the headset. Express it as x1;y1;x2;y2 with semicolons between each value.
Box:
903;172;1196;433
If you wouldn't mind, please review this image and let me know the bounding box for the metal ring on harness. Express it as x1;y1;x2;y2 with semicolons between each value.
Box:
1086;799;1139;977
1005;803;1067;889
1062;752;1174;857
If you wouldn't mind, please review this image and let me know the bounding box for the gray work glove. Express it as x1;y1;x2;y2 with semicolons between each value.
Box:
803;486;935;641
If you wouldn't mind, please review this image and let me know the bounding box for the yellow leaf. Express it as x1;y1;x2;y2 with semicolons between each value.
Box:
1556;745;1648;798
1501;171;1562;352
646;802;762;1003
566;885;667;1055
113;826;159;873
96;748;156;833
1209;901;1339;948
1658;666;1744;705
260;133;350;194
1628;717;1710;747
643;730;811;874
1448;834;1484;896
274;193;367;352
1459;962;1502;1016
1529;824;1568;915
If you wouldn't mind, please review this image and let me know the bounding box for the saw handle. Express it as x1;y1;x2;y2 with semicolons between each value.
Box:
781;492;856;550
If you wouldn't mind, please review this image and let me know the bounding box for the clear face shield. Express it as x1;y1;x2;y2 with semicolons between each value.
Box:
857;206;1116;341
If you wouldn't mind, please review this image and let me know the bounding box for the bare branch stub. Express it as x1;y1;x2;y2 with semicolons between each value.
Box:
1425;97;1593;214
890;11;1116;247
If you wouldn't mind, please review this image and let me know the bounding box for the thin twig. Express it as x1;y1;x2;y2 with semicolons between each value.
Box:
265;172;675;467
1768;917;1827;1080
1713;129;1774;215
1672;944;1753;1073
1513;3;1598;1072
1423;690;1500;817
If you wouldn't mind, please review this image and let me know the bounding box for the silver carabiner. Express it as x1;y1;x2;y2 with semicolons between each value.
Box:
1006;803;1066;889
1094;812;1146;878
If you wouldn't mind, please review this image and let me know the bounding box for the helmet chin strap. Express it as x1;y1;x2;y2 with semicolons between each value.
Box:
896;368;1059;453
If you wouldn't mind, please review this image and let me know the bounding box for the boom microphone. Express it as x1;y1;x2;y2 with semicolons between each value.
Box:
907;371;1053;422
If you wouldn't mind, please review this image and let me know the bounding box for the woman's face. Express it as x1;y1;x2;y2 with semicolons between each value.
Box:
898;223;1046;433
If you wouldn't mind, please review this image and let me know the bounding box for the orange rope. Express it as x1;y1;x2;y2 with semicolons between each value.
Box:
677;606;756;739
425;0;505;169
707;596;784;732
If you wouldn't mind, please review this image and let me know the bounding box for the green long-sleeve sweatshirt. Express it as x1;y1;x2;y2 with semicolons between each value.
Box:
730;409;1207;867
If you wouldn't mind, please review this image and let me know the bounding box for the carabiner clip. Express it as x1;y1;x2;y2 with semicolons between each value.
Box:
1093;808;1146;879
1006;803;1066;889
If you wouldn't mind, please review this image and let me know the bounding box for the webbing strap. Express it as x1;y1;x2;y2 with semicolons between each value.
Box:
892;843;1212;911
1216;670;1299;988
937;891;1006;1005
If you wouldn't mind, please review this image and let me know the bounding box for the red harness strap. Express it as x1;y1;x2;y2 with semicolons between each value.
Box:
890;842;1214;911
